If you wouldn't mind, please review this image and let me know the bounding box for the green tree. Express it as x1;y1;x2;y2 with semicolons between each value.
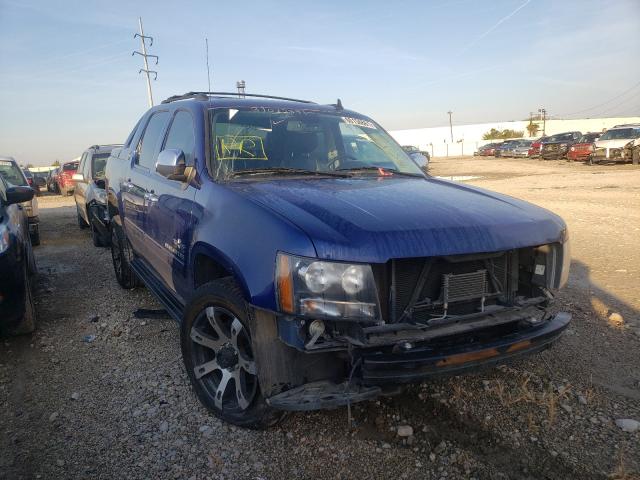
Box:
25;163;34;169
482;128;524;140
526;121;540;137
52;160;61;167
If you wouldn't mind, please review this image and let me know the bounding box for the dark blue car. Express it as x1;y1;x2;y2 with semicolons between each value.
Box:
0;178;37;335
106;92;571;428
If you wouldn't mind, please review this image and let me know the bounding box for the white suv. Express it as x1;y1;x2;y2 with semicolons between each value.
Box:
591;124;640;165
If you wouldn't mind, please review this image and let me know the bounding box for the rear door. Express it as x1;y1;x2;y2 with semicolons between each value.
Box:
122;110;170;256
144;110;198;298
74;153;89;221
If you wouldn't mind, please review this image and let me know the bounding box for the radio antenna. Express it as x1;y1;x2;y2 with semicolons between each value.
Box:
205;38;212;91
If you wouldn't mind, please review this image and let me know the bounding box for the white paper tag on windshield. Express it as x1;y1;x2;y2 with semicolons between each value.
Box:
341;117;376;129
535;264;545;275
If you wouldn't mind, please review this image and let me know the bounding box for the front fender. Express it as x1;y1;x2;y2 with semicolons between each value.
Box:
191;180;317;311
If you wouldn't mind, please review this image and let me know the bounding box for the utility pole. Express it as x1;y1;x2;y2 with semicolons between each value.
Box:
133;17;158;107
447;111;454;143
236;80;246;98
538;107;546;135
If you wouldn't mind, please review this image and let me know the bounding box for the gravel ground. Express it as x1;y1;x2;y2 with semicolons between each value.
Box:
1;157;639;479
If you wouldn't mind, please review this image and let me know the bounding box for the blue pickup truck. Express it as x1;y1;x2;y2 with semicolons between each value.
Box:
105;92;571;428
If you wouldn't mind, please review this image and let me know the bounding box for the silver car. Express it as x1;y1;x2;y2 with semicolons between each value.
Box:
73;144;120;247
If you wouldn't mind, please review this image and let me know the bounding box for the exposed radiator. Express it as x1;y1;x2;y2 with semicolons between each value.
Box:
442;270;487;310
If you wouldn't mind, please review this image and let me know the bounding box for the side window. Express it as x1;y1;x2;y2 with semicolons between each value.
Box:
124;118;142;148
83;154;92;178
78;153;87;177
136;111;170;170
163;111;196;164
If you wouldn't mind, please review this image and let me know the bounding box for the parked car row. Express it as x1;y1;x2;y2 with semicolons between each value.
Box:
473;123;640;165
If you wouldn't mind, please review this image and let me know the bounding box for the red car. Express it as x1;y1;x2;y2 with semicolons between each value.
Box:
56;161;79;196
477;143;499;156
567;132;600;161
527;136;548;157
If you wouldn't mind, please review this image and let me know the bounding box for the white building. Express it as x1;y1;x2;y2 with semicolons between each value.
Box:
390;116;640;157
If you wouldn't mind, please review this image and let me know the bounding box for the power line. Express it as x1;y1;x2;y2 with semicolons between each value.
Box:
557;80;640;118
132;17;158;107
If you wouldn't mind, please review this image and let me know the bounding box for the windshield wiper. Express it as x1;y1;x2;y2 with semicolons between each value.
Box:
229;167;349;178
336;166;424;177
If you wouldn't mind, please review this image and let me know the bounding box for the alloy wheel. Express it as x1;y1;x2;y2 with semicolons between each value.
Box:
190;306;257;410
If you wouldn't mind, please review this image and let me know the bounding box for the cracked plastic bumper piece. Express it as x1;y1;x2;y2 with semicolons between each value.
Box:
360;312;570;384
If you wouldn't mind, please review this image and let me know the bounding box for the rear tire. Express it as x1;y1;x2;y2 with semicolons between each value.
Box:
30;225;40;246
110;220;141;289
181;279;284;429
9;263;36;335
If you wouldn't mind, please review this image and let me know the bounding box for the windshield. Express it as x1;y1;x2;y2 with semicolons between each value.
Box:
547;133;576;142
578;133;599;143
63;162;78;172
209;108;423;179
92;153;110;177
0;160;28;186
598;128;640;141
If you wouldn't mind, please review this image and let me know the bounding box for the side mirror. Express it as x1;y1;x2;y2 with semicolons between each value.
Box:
72;173;84;182
156;149;186;181
6;186;35;205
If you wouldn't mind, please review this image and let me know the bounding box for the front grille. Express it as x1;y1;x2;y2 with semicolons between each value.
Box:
389;252;516;323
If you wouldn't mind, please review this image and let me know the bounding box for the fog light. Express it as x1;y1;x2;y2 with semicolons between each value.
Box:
309;319;325;337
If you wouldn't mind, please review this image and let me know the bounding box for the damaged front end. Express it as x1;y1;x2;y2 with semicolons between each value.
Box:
252;241;571;411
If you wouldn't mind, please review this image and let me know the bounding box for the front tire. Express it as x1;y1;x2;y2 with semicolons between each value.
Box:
77;206;88;229
181;279;284;429
110;221;140;289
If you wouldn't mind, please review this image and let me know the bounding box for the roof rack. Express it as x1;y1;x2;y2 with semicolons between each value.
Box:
161;91;316;105
89;144;123;150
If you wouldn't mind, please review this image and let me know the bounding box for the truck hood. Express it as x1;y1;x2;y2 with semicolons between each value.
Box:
226;177;566;263
594;139;633;149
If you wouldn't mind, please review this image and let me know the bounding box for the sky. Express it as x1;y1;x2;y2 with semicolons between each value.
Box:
0;0;639;165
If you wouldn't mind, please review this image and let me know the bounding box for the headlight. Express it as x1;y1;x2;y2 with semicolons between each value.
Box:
532;229;570;290
95;189;107;204
0;225;10;254
558;229;571;289
276;253;380;321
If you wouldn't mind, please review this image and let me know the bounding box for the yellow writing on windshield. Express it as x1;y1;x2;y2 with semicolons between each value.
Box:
216;135;268;161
